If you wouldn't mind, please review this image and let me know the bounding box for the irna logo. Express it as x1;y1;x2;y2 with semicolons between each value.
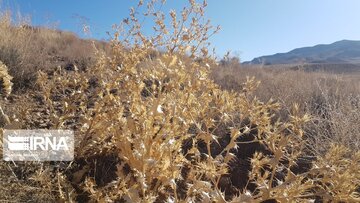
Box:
7;136;69;151
3;130;74;161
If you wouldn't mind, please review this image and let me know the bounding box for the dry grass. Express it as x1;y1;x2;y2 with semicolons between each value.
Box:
212;61;360;154
0;0;359;202
0;10;109;91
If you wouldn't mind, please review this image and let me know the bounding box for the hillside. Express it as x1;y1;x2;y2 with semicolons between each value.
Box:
0;19;109;90
245;40;360;65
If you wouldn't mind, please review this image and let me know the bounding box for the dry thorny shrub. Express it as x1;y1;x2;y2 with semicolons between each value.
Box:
0;61;12;97
0;0;359;202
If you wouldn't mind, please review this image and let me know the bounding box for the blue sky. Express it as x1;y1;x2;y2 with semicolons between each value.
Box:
2;0;360;61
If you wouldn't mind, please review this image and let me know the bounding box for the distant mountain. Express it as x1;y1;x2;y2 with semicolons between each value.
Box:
244;40;360;65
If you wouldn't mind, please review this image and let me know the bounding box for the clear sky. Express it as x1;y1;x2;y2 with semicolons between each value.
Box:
2;0;360;61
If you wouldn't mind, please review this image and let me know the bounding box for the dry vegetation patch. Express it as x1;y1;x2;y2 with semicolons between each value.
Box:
212;63;360;154
0;1;359;202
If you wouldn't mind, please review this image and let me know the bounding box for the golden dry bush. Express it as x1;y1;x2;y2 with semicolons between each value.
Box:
0;61;11;128
0;0;359;202
0;61;12;97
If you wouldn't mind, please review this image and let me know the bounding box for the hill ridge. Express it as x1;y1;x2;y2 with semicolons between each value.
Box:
244;40;360;65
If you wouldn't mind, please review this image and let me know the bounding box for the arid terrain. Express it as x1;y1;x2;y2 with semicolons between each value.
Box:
0;1;359;202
